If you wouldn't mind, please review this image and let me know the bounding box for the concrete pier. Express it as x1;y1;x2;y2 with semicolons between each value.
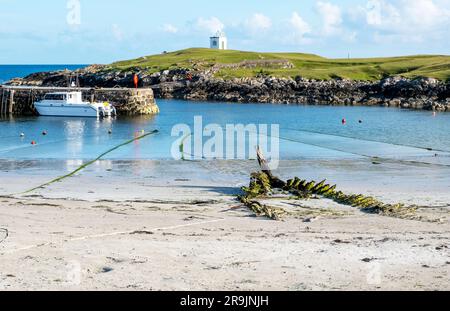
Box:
0;86;159;116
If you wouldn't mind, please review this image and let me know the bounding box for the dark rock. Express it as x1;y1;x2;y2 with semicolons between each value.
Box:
101;267;114;273
361;258;377;263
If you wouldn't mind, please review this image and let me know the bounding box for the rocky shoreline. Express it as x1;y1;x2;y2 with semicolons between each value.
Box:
7;65;450;111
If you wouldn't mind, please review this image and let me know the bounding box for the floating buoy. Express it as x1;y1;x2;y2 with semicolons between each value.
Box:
342;118;347;125
20;133;25;137
42;130;48;136
31;141;37;145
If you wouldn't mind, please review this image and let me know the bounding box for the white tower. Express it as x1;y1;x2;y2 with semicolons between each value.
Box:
210;31;227;50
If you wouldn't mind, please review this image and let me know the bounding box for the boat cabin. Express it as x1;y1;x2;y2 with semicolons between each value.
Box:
44;92;83;104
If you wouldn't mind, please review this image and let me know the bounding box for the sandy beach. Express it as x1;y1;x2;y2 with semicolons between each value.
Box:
2;0;450;297
0;159;449;291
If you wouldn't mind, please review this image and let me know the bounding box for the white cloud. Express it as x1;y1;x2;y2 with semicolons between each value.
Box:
163;23;178;34
289;11;311;43
316;1;343;35
365;0;401;27
196;17;224;34
363;0;450;42
365;0;450;29
404;0;449;27
366;0;382;25
111;24;124;41
245;13;272;33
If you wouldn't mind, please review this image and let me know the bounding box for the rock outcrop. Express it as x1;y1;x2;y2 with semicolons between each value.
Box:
7;65;450;112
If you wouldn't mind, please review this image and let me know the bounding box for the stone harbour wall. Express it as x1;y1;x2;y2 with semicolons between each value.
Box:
90;89;159;115
0;87;159;116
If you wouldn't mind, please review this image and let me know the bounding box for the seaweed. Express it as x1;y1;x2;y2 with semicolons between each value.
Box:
240;172;417;221
238;172;287;220
239;148;417;221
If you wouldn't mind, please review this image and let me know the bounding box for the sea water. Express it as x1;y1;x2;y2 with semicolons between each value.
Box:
1;65;449;164
0;64;86;84
0;99;449;166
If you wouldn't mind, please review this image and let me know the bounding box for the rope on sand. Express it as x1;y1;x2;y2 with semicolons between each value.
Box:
282;127;450;154
16;130;159;195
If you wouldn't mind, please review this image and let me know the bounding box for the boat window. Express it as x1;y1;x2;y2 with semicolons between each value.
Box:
44;94;66;101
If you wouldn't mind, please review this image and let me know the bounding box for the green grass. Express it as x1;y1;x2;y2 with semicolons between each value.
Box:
108;48;450;81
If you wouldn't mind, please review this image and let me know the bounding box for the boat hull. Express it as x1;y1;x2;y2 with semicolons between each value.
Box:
34;102;114;118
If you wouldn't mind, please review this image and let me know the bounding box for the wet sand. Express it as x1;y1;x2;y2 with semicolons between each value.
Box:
0;159;449;290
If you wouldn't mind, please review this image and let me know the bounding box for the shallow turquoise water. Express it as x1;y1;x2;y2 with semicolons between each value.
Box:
1;99;450;164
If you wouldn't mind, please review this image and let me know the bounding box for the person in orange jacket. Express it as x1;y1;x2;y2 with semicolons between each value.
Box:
133;74;139;89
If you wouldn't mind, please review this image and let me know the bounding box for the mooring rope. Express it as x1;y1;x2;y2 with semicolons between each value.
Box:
178;127;450;168
282;127;450;154
276;133;450;168
11;130;159;195
1;218;225;255
0;124;163;156
0;131;129;155
179;133;205;161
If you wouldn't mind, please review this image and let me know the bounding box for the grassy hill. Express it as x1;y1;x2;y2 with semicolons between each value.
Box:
109;48;450;81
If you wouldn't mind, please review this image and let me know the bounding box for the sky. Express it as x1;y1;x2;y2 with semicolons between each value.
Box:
0;0;449;64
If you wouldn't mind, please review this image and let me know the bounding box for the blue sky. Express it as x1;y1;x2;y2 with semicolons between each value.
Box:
0;0;449;64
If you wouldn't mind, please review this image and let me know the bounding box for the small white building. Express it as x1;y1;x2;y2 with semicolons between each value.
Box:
210;31;227;50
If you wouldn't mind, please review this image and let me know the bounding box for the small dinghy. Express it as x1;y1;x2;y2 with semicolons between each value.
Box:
34;91;116;118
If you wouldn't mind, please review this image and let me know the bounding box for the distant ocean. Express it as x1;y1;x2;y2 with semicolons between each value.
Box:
0;65;87;84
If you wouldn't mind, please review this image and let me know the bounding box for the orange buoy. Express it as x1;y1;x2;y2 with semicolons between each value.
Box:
31;141;37;145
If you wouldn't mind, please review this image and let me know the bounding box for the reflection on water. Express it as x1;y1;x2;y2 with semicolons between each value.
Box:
65;120;85;156
0;115;15;122
0;100;449;165
65;159;113;172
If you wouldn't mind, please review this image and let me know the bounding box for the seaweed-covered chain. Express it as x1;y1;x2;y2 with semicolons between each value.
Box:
284;178;416;217
238;172;287;221
239;172;417;221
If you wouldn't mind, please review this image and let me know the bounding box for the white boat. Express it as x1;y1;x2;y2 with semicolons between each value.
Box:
34;91;116;118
